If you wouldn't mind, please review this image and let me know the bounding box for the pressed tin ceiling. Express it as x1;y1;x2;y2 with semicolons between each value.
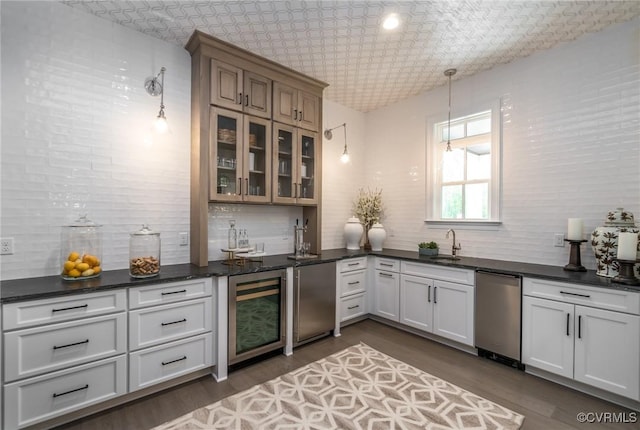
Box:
61;1;640;113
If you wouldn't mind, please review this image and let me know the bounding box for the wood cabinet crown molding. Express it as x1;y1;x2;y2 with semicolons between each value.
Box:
185;30;328;95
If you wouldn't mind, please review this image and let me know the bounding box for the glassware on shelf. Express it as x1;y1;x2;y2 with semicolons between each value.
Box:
228;219;237;249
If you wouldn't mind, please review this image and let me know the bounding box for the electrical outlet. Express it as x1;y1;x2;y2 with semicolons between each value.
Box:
1;238;14;255
179;232;189;246
554;233;565;247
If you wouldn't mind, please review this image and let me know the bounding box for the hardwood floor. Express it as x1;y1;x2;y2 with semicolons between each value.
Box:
54;320;636;430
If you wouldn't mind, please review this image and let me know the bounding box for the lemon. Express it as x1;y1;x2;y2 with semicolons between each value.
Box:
92;266;101;274
68;251;80;262
68;269;81;278
76;262;90;272
63;260;75;271
81;269;95;277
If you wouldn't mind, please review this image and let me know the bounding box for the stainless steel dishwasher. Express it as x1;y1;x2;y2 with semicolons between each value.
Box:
293;262;336;346
475;270;524;369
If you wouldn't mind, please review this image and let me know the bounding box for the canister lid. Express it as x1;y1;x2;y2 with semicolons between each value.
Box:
604;208;635;226
132;224;159;236
67;214;101;227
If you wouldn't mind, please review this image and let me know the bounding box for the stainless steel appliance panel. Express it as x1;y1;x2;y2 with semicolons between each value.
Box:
475;270;522;362
294;262;336;345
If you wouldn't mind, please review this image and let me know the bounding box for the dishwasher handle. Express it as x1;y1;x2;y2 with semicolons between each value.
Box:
476;270;521;280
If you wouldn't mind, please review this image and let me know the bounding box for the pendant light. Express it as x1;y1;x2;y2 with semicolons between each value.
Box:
444;68;457;152
145;67;168;133
324;123;350;163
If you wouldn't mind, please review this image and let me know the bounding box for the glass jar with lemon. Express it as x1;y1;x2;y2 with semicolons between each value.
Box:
60;215;103;280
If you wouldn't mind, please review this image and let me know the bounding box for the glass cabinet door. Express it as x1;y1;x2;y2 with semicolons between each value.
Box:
273;124;297;204
298;130;318;203
210;107;243;201
244;116;271;202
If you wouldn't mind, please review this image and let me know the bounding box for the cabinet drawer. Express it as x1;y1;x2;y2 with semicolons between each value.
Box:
523;278;640;315
339;257;367;272
4;355;127;430
375;258;399;272
129;278;213;309
401;261;474;285
129;298;212;351
129;333;213;391
4;313;126;383
340;270;366;296
340;293;366;322
3;290;126;331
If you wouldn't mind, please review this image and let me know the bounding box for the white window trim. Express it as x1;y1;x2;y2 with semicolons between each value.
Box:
425;98;502;225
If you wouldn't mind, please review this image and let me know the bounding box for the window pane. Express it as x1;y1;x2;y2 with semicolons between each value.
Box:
442;148;464;182
442;185;463;219
465;183;488;219
443;123;465;141
467;143;491;180
467;117;491;136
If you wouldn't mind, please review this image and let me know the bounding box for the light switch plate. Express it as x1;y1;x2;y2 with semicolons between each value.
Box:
179;232;189;246
554;233;565;247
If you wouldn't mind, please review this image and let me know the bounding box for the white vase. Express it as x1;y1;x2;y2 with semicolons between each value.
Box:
368;223;386;251
344;217;364;250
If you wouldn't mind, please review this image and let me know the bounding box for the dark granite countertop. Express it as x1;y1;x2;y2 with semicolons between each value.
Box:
1;248;638;304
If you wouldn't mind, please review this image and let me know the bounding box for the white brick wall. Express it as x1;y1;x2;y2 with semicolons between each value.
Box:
361;18;640;269
1;2;192;280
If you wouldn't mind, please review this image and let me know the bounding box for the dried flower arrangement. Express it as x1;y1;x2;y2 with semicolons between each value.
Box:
353;188;384;248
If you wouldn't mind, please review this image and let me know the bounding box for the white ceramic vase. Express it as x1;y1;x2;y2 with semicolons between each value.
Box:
344;217;364;250
368;223;386;251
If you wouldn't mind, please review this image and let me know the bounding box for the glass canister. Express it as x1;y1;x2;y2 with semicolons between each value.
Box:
61;215;103;280
130;225;161;278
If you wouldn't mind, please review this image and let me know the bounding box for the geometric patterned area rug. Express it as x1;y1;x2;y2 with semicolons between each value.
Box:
152;343;525;430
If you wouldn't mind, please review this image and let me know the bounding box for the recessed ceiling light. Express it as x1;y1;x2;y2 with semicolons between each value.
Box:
382;13;400;30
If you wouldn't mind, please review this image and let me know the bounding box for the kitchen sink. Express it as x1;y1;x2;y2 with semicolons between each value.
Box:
428;255;460;261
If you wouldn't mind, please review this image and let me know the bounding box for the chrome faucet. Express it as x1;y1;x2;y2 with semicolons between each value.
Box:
446;229;462;257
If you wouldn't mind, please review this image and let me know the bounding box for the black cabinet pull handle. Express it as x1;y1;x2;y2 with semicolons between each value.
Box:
238;92;243;104
380;263;393;267
299;110;303;120
245;94;249;106
434;287;437;304
245;178;249;195
428;285;431;303
379;272;393;278
162;356;187;366
161;289;186;296
578;315;582;339
53;339;89;350
52;304;88;313
347;262;360;267
347;305;359;310
566;313;570;336
53;384;89;398
161;318;187;327
347;281;360;285
293;109;298;120
560;291;591;298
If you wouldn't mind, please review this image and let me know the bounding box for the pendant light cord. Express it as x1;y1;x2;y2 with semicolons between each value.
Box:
444;68;456;152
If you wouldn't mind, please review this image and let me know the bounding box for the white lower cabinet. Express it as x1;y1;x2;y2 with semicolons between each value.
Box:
129;333;212;391
372;268;400;321
523;278;640;401
399;274;474;346
4;355;127;430
338;257;368;323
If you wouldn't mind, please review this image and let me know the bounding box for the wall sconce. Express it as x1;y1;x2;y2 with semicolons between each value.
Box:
145;67;168;133
324;123;350;163
444;68;456;152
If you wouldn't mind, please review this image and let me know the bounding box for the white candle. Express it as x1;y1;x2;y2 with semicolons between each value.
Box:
617;232;638;261
567;218;583;240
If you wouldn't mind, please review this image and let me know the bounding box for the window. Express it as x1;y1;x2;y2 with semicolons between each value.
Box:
426;104;501;223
